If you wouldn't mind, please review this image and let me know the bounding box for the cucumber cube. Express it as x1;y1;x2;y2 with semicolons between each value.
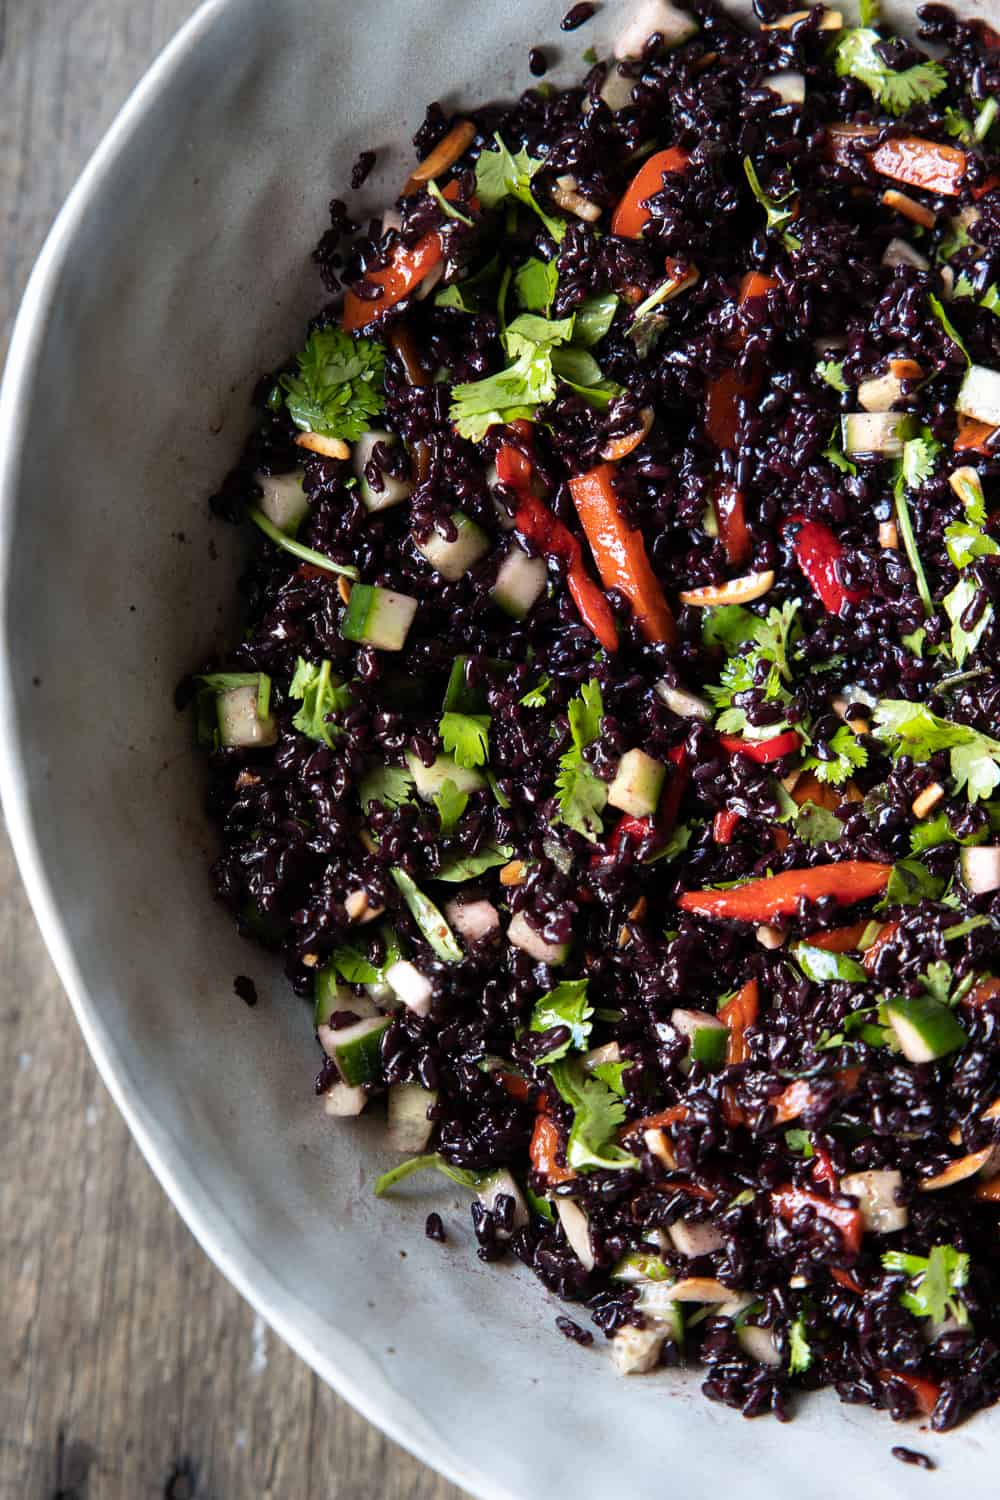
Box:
671;1007;727;1069
404;751;486;800
255;468;309;533
490;545;547;619
216;683;277;748
884;995;967;1063
327;1015;391;1087
607;749;666;818
341;584;418;651
415;511;491;582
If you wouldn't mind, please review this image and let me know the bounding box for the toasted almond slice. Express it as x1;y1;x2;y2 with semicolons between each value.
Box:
551;183;602;222
911;782;945;820
643;1127;677;1171
602;407;654;462
919;1147;1000;1192
679;570;775;607
878;520;899;550
756;924;786;950
338;575;352;604
762;7;842;28
655;1276;734;1301
500;859;527;887
344;889;369;922
404;120;477;191
882;189;936;229
302;952;320;968
295;431;350;460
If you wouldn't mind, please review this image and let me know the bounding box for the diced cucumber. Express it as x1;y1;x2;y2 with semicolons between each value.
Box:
477;1168;530;1236
607;749;665;818
323;1081;369;1117
841;412;915;459
884;995;967;1063
314;967;379;1027
255;468;309;533
490;545;547;619
385;959;433;1016
764;70;805;104
352;430;414;512
556;1197;595;1270
956;365;1000;428
671;1008;728;1069
857;371;905;414
404;750;486;800
341;583;418;651
216;682;277;748
507;911;570;966
633;1289;685;1349
840;1169;907;1234
443;897;500;943
611;1323;668;1374
655;680;711;720
614;0;698;59
596;65;635;113
387;1083;438;1153
324;1015;391;1087
961;845;1000;894
415;511;491;582
612;1250;673;1283
882;239;929;271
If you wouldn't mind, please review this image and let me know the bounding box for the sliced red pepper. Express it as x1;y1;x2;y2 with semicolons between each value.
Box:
812;1146;838;1188
713;809;741;845
496;1070;531;1101
343;181;469;331
627;1103;689;1137
705;365;757;452
718;729;802;764
830;1266;864;1295
611;147;690;239
496;438;620;653
568;464;677;646
862;918;899;974
678;861;892;923
784;515;868;615
827;127;967;196
971;172;1000;202
771;1066;863;1125
718;978;759;1066
879;1370;941;1418
713;482;752;568
529;1112;574;1185
772;1184;864;1255
955;417;998;455
966;977;1000;1008
803;920;870;954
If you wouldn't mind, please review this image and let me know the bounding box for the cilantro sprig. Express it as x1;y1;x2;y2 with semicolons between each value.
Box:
279;327;386;441
874;700;1000;803
548;1058;637;1171
529;979;593;1063
439;711;491;769
288;657;351;747
554;679;607;841
834;28;947;116
882;1244;970;1326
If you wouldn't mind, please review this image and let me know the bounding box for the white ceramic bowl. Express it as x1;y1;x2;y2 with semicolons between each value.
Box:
3;2;999;1495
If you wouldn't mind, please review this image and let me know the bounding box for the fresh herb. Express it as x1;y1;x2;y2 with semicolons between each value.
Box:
450;310;575;441
874;700;1000;803
928;292;972;366
592;1060;628;1096
554;678;608;841
702;604;761;652
974;96;998;143
794;801;845;846
551;344;624;408
892;436;940;619
879;854;947;909
834;28;947;115
434;842;515;881
520;676;552;708
439;710;491;769
785;1129;814;1157
573;292;619;347
788;1314;813;1375
801;724;868;786
823;423;858;475
881;1244;970;1326
328;926;402;987
943;914;996;941
248;507;359;580
426;177;475;226
374;1152;483;1197
910;810;988;855
279;327;385;441
944;575;992;669
709;600;801;740
359;764;415;812
743;156;801;248
548;1058;637;1171
646;821;693;866
390;868;463;961
793;943;868;984
514;256;559;313
816;358;849;393
288;657;350;746
529;979;594;1062
474;134;567;242
433;779;469;833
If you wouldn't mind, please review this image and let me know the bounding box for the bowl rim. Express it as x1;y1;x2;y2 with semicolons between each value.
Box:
0;6;502;1496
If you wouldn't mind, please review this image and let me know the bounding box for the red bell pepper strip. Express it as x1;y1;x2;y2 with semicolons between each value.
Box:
955;417;998;455
611;147;690;239
568;464;678;646
862;918;899;974
830;1266;864;1295
678;861;892;922
770;1067;862;1126
812;1146;838;1188
718;729;802;763
713;482;752;569
705;365;756;452
879;1371;941;1418
496;439;620;653
972;172;1000;201
626;1103;689;1138
967;977;1000;1008
784;515;867;614
718;978;760;1066
342;181;468;331
497;1071;532;1102
713;809;741;845
772;1184;864;1255
529;1112;575;1185
827;127;967;196
803;920;870;954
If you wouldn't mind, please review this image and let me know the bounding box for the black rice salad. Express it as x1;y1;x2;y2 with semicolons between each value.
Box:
191;0;1000;1430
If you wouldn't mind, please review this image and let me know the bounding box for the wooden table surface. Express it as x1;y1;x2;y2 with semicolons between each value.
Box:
0;6;465;1497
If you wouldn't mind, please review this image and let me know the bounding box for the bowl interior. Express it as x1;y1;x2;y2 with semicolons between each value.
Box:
3;1;999;1496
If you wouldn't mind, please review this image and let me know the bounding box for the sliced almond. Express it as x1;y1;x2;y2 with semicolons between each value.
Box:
679;570;774;607
302;952;320;968
654;1276;734;1301
404;120;477;191
919;1146;1000;1192
601;407;654;463
761;8;843;28
911;782;945;820
756;924;786;950
551;183;601;222
878;520;899;550
338;575;352;604
295;431;350;460
235;770;262;789
882;189;936;229
643;1128;677;1171
500;859;527;887
344;889;370;922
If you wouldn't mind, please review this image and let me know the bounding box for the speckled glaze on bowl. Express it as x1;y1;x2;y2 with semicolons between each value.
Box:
2;1;999;1495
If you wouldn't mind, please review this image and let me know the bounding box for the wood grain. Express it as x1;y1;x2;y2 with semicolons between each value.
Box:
0;6;464;1496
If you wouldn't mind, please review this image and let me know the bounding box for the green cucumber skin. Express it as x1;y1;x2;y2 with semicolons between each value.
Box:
690;1026;728;1069
335;1019;391;1087
885;994;967;1062
341;584;376;642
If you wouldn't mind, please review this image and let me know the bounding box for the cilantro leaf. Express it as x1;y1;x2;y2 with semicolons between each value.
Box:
433;778;469;833
279;327;386;441
435;842;514;881
288;657;351;747
793;943;868;984
702;604;760;652
449;311;575;441
910;810;988;855
893;443;938;618
328;925;402;987
928;293;972;367
709;602;802;740
439;711;491;769
801;724;868;786
874;700;1000;803
880;854;948;909
816;358;849;393
901;431;942;490
834;28;947;116
788;1314;813;1375
785;1129;814;1158
572;292;619;347
474;134;567;242
794;801;845;846
943;575;992;669
374;1152;483;1197
882;1245;969;1326
823;423;858;475
359;764;416;812
529;979;594;1062
555;679;608;841
592;1060;628;1096
743;156;801;247
520;676;551;708
514;256;559;313
549;1058;637;1172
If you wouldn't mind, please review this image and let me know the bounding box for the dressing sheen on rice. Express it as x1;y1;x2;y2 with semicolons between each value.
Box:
190;0;1000;1430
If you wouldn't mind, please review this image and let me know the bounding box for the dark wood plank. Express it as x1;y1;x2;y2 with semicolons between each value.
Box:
0;5;465;1495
